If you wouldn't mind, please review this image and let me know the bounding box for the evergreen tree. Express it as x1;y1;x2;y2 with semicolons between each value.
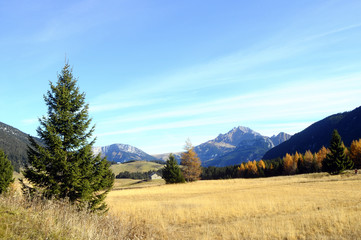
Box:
0;149;14;194
180;140;202;182
22;63;114;211
162;154;185;184
322;130;354;175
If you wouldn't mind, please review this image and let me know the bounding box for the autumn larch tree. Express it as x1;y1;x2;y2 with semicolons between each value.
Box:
22;62;114;211
315;146;327;172
162;154;185;184
303;150;314;173
245;160;258;177
0;149;14;194
238;163;246;177
180;140;202;182
350;139;361;169
283;153;295;175
322;130;354;175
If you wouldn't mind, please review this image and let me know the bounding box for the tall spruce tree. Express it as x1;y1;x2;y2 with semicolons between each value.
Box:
0;149;14;194
162;154;185;184
322;129;354;175
22;63;114;211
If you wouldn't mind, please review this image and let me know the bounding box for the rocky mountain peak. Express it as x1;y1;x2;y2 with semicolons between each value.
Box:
93;143;158;163
213;126;261;146
194;126;291;167
270;132;292;146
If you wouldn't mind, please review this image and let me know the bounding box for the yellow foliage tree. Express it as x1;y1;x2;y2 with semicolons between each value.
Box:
316;146;328;171
238;163;246;177
257;160;266;170
180;139;202;182
247;160;258;176
293;152;301;165
283;153;294;175
303;150;314;172
350;139;361;169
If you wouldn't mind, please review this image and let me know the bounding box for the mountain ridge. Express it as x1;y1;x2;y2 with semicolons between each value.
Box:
263;106;361;160
195;126;291;167
0;121;40;171
93;143;159;163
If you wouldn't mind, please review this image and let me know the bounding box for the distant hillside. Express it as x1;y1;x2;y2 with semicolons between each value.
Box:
110;161;164;176
194;126;291;167
152;152;181;161
263;106;361;160
0;121;39;171
93;144;160;163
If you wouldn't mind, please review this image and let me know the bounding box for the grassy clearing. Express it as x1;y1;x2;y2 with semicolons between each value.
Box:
2;172;360;239
110;161;164;176
107;172;361;239
113;178;165;190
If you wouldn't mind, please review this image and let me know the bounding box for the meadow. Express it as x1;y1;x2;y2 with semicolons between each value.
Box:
106;172;361;240
1;172;361;239
110;161;163;176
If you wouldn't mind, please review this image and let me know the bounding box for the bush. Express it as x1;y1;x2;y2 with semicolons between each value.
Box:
0;149;13;194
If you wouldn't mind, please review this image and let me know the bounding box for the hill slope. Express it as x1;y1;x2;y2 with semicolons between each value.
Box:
0;122;39;171
263;106;361;160
110;161;164;176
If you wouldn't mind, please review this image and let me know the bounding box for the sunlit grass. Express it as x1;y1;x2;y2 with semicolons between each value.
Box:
2;172;360;239
110;161;163;176
107;172;361;239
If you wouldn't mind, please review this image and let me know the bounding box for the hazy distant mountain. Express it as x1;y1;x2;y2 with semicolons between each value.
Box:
0;121;39;171
152;152;181;161
194;126;291;167
270;132;292;145
93;144;159;163
263;106;361;160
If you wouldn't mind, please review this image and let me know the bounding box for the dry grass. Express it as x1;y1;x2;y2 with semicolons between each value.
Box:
2;173;361;239
113;178;165;190
106;172;361;240
0;193;126;240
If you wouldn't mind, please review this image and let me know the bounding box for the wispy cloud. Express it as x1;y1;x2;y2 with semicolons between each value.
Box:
305;23;361;41
89;97;167;113
95;71;361;139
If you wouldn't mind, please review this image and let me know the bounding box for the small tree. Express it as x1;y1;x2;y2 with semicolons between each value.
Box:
22;62;114;211
238;163;246;177
180;140;202;182
162;154;185;184
0;149;14;194
350;139;361;169
246;160;259;177
283;153;294;175
322;130;354;175
315;146;327;171
303;150;314;173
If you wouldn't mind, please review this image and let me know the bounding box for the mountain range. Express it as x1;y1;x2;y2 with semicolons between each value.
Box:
263;106;361;160
93;144;159;163
2;105;361;169
194;127;290;167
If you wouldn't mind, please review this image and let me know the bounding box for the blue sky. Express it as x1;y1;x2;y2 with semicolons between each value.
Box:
1;0;361;154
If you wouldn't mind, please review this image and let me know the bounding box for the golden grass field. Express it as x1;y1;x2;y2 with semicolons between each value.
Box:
1;172;361;239
106;172;361;240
